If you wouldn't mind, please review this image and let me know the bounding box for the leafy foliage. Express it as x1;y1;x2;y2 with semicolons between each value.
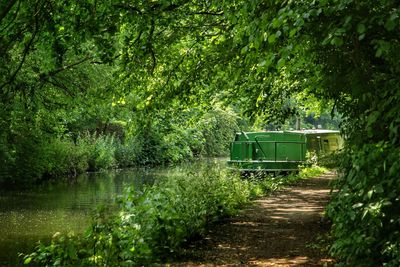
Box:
22;165;325;266
2;0;400;265
0;104;240;184
22;165;249;266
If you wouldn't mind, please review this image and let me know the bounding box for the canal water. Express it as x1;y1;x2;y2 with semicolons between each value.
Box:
0;164;204;266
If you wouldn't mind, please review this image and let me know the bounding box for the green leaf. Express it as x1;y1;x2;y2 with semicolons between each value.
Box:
352;203;363;209
367;111;380;125
289;28;297;38
268;34;276;44
322;35;331;45
375;48;382;57
24;257;32;264
272;18;281;28
331;37;343;46
357;23;366;34
385;17;396;31
277;58;286;69
362;209;369;220
67;243;77;260
344;15;352;25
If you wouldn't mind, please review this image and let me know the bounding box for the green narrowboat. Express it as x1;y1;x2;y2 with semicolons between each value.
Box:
228;130;343;172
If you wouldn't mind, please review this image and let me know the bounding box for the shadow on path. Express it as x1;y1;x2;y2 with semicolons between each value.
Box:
171;172;336;266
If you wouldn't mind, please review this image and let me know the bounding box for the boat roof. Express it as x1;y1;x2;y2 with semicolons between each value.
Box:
238;130;340;135
287;129;340;134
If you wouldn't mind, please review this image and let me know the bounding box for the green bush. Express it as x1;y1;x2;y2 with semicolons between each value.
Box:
161;126;204;163
114;138;142;168
12;134;48;183
0;130;90;183
41;139;89;177
196;108;239;157
327;143;400;267
326;85;400;266
23;167;250;266
0;134;14;184
133;128;164;166
78;134;117;171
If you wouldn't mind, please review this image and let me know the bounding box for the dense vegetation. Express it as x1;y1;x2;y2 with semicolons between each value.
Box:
1;0;399;265
22;165;326;266
0;103;240;185
0;0;245;185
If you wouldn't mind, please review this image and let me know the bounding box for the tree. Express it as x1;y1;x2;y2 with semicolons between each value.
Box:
112;1;400;264
0;0;119;183
2;1;400;264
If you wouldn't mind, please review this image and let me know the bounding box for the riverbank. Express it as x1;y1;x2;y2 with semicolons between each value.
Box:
0;168;160;266
21;165;327;266
171;172;336;266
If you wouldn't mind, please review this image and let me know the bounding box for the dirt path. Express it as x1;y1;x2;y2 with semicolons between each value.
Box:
171;172;336;266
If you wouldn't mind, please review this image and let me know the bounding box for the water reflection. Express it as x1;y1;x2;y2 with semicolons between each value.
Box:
0;159;227;266
0;167;160;266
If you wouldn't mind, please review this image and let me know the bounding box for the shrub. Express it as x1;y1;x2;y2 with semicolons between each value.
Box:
133;128;164;166
42;139;89;177
196;108;239;157
327;143;400;267
78;133;117;171
12;134;47;183
114;138;142;168
161;126;202;164
0;134;14;184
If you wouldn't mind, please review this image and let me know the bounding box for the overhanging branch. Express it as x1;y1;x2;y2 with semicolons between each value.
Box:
0;1;39;91
188;11;224;16
0;0;18;24
113;3;142;15
40;56;92;79
147;19;156;74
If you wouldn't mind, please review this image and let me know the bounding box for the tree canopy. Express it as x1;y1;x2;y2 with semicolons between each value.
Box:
1;0;400;265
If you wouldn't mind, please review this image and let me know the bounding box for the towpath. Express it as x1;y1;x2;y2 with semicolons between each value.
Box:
172;172;336;266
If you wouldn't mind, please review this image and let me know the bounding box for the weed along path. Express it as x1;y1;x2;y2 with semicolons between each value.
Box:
172;172;336;266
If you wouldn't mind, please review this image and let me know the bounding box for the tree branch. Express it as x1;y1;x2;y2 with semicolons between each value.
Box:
113;3;142;15
147;19;156;74
0;0;18;24
0;1;39;91
188;11;224;16
0;0;20;33
40;56;92;80
45;78;75;98
162;40;200;90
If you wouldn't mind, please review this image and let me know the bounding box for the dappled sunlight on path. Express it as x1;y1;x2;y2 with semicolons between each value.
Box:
171;172;336;266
